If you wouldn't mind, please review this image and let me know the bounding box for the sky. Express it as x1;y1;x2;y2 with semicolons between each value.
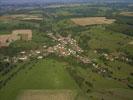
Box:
0;0;133;4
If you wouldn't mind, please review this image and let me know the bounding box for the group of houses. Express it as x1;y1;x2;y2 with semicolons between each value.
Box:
94;49;132;63
1;32;111;76
47;33;83;54
0;29;32;48
2;33;91;64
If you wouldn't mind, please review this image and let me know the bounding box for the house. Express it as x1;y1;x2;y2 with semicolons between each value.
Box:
37;56;43;59
18;56;28;61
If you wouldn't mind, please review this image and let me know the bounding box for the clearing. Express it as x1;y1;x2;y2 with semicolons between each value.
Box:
71;17;115;26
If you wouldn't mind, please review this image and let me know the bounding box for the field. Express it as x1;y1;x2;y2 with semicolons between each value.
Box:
71;17;115;26
120;12;133;17
17;90;76;100
128;41;133;45
0;14;43;21
0;59;81;100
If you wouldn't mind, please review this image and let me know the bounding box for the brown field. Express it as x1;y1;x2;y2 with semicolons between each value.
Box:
120;12;133;17
48;4;81;8
71;17;115;26
17;90;77;100
0;29;32;47
0;16;11;20
0;14;43;21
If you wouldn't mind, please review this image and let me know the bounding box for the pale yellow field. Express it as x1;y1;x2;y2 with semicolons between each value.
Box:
71;17;115;26
120;12;133;17
128;41;133;45
0;14;43;21
17;90;77;100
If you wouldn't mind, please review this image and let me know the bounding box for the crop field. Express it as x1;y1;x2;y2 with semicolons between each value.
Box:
17;90;77;100
128;41;133;45
120;12;133;17
0;14;43;21
71;17;115;26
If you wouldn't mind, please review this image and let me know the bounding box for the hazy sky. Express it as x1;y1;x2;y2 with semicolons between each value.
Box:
1;0;133;4
1;0;79;2
0;0;87;4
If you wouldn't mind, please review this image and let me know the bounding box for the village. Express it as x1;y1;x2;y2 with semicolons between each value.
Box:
93;49;132;64
0;31;113;77
2;32;90;64
0;29;132;78
1;30;133;95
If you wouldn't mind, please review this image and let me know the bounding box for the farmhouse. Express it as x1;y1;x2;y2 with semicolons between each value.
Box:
0;29;32;48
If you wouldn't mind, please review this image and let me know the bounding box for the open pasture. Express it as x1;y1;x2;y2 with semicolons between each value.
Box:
0;59;79;100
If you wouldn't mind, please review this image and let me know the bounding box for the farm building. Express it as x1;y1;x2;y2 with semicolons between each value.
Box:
0;29;32;48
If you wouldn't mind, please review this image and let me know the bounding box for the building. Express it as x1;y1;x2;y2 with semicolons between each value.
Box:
0;29;32;48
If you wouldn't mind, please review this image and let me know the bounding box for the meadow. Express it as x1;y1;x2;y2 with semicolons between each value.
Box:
0;59;84;100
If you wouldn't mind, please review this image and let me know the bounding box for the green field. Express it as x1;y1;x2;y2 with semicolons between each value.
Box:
74;66;133;100
0;59;80;100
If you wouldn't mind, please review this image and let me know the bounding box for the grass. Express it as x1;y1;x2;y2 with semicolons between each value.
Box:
70;25;133;100
0;30;11;35
83;26;133;52
76;67;127;89
17;90;77;100
0;59;79;100
88;88;133;100
75;66;133;100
